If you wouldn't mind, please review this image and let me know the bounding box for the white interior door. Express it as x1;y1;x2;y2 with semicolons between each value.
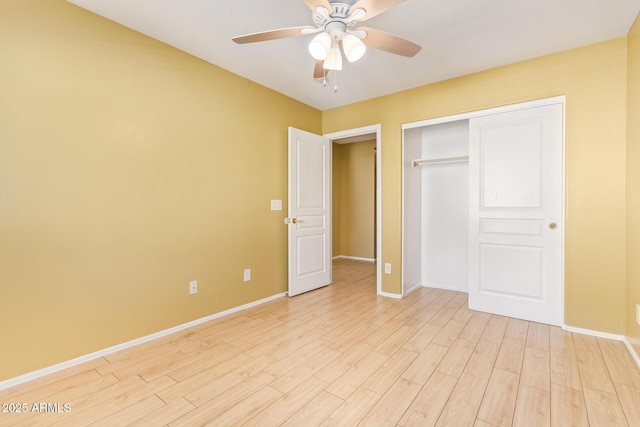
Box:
287;127;331;297
468;103;563;325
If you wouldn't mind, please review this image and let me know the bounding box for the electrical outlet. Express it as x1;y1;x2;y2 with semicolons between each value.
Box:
189;280;197;295
637;304;640;326
244;269;251;282
384;263;391;274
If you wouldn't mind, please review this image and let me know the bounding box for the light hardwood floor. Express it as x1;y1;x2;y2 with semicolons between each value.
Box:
2;258;640;426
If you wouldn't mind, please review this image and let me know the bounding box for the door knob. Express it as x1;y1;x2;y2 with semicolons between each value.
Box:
284;217;302;224
549;222;558;230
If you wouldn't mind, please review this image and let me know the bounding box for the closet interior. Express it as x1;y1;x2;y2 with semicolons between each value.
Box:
403;119;470;295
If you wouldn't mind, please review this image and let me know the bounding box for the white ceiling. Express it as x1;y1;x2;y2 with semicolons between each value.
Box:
66;0;640;111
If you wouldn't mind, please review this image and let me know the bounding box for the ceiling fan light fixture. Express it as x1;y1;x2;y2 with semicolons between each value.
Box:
231;0;422;85
308;31;331;60
323;43;343;71
342;33;366;62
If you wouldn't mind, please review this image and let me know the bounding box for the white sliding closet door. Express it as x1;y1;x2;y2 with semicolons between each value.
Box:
468;103;563;325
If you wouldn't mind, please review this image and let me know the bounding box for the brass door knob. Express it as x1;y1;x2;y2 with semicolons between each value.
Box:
549;222;558;230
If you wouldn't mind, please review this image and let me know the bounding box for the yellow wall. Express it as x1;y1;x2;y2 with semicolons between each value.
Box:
332;141;376;259
0;0;321;381
323;39;629;334
2;0;638;382
627;14;640;355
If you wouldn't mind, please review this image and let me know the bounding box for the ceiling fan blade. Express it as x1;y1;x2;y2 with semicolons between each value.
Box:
302;0;334;15
349;0;405;21
232;26;314;44
359;26;421;57
313;60;326;79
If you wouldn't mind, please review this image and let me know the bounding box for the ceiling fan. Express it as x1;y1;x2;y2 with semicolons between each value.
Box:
232;0;421;83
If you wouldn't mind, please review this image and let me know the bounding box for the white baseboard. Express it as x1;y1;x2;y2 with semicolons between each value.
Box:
378;291;403;299
623;337;640;370
332;255;376;262
403;283;422;296
562;325;640;370
0;292;287;391
562;325;626;341
422;282;469;293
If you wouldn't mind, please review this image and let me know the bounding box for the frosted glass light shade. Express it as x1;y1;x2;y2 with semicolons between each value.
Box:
342;34;366;62
308;32;331;60
323;44;343;70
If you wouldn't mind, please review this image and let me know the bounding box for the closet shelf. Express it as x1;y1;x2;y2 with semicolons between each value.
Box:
412;155;469;167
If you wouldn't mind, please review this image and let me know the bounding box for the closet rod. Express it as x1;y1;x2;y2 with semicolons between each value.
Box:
412;156;469;167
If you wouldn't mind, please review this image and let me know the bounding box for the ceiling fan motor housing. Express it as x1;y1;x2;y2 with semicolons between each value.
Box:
329;2;353;17
326;21;348;40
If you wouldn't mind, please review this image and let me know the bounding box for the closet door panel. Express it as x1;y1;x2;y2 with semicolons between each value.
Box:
469;103;563;326
480;121;542;208
479;243;543;298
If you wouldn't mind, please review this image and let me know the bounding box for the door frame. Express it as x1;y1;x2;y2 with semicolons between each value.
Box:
324;124;383;295
401;96;565;315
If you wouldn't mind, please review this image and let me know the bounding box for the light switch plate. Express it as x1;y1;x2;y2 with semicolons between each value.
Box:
271;200;282;211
